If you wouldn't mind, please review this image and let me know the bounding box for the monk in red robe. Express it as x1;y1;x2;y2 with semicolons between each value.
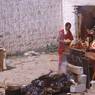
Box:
57;22;73;72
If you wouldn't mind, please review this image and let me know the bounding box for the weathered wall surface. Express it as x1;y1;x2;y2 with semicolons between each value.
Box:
0;0;62;54
63;0;95;39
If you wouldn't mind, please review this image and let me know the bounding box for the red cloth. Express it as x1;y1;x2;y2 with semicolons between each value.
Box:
58;29;73;54
58;29;65;55
58;29;73;65
64;31;73;40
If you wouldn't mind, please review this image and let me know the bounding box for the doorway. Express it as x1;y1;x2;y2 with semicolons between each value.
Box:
76;6;95;41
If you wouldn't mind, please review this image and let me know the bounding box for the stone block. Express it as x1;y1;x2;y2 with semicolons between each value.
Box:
67;64;83;75
77;74;87;84
70;84;86;93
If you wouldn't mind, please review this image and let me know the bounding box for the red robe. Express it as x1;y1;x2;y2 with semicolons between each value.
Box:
58;29;73;55
64;30;73;40
58;29;65;55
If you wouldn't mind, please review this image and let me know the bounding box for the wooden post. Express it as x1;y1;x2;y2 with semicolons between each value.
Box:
0;48;6;71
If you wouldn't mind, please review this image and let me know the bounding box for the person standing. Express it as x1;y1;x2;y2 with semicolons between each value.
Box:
57;22;73;73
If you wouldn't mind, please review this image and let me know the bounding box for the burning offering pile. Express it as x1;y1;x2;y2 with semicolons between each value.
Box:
22;73;72;95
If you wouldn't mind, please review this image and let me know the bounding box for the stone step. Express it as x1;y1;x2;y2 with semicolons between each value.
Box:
67;64;83;75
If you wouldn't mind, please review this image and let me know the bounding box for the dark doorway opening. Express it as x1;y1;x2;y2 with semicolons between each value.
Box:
76;6;95;41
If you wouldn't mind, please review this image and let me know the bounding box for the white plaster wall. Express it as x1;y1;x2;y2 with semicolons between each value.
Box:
0;0;63;55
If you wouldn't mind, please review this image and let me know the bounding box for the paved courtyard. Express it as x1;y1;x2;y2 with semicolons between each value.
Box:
0;52;95;95
0;52;58;87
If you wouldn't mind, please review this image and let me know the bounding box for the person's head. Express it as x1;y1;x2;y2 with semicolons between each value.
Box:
65;22;71;31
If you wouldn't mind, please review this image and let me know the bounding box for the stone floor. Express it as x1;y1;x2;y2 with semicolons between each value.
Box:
0;52;94;95
0;52;58;87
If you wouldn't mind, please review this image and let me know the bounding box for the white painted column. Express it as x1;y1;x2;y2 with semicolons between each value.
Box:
62;1;76;40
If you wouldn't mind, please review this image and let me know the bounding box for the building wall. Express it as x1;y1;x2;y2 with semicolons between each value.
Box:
63;0;95;39
0;0;62;54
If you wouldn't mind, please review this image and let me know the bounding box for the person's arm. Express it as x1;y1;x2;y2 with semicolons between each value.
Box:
70;31;73;40
57;32;64;43
64;39;71;43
